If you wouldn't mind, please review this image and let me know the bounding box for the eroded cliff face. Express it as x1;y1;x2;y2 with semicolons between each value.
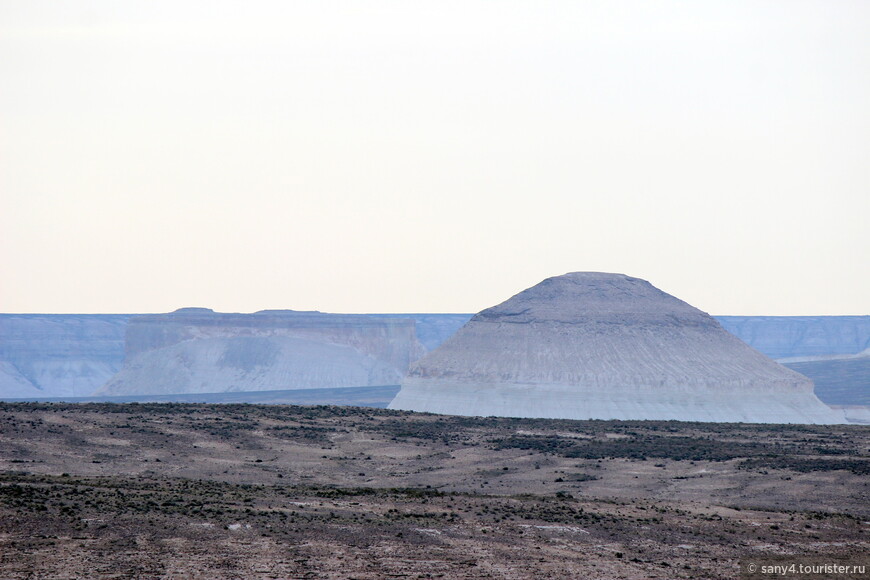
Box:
2;307;867;405
716;316;870;359
370;314;473;351
390;273;846;424
97;309;426;396
0;315;131;398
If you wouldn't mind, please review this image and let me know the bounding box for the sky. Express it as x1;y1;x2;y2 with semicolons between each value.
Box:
1;1;868;316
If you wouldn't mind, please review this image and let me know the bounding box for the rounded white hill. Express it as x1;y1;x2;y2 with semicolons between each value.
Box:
389;273;845;424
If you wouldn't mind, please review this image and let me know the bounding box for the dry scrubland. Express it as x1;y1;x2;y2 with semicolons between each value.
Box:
1;403;868;579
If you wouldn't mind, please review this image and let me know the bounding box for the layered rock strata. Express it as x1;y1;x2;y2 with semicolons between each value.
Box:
716;316;870;359
97;309;425;396
0;315;131;398
389;273;846;424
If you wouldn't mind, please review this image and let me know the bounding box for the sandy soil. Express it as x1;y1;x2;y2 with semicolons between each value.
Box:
1;403;868;579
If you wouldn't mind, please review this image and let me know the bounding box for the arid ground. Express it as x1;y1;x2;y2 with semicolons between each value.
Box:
1;403;868;579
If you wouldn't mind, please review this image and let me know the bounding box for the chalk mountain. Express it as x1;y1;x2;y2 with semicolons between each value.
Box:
389;273;846;424
97;309;425;396
717;316;870;359
0;315;130;398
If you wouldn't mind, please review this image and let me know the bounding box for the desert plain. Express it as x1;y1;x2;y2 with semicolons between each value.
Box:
1;402;868;579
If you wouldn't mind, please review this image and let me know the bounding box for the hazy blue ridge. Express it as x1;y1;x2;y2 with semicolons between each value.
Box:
2;313;869;407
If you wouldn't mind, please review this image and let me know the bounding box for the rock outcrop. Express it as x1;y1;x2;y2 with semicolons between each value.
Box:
716;316;870;359
780;348;870;407
370;314;473;350
0;315;131;398
2;306;865;407
97;309;426;396
389;273;846;424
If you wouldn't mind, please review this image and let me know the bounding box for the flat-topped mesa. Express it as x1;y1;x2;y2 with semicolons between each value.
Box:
0;314;131;398
389;272;846;424
473;272;713;326
716;315;870;359
98;309;426;396
125;308;422;366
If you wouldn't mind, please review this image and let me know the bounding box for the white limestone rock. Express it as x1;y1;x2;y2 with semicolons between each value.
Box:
0;314;129;398
0;361;45;398
369;314;473;350
98;309;426;396
389;273;847;424
717;316;870;359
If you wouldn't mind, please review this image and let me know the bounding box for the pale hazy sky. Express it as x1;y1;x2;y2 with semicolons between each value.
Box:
2;1;868;315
